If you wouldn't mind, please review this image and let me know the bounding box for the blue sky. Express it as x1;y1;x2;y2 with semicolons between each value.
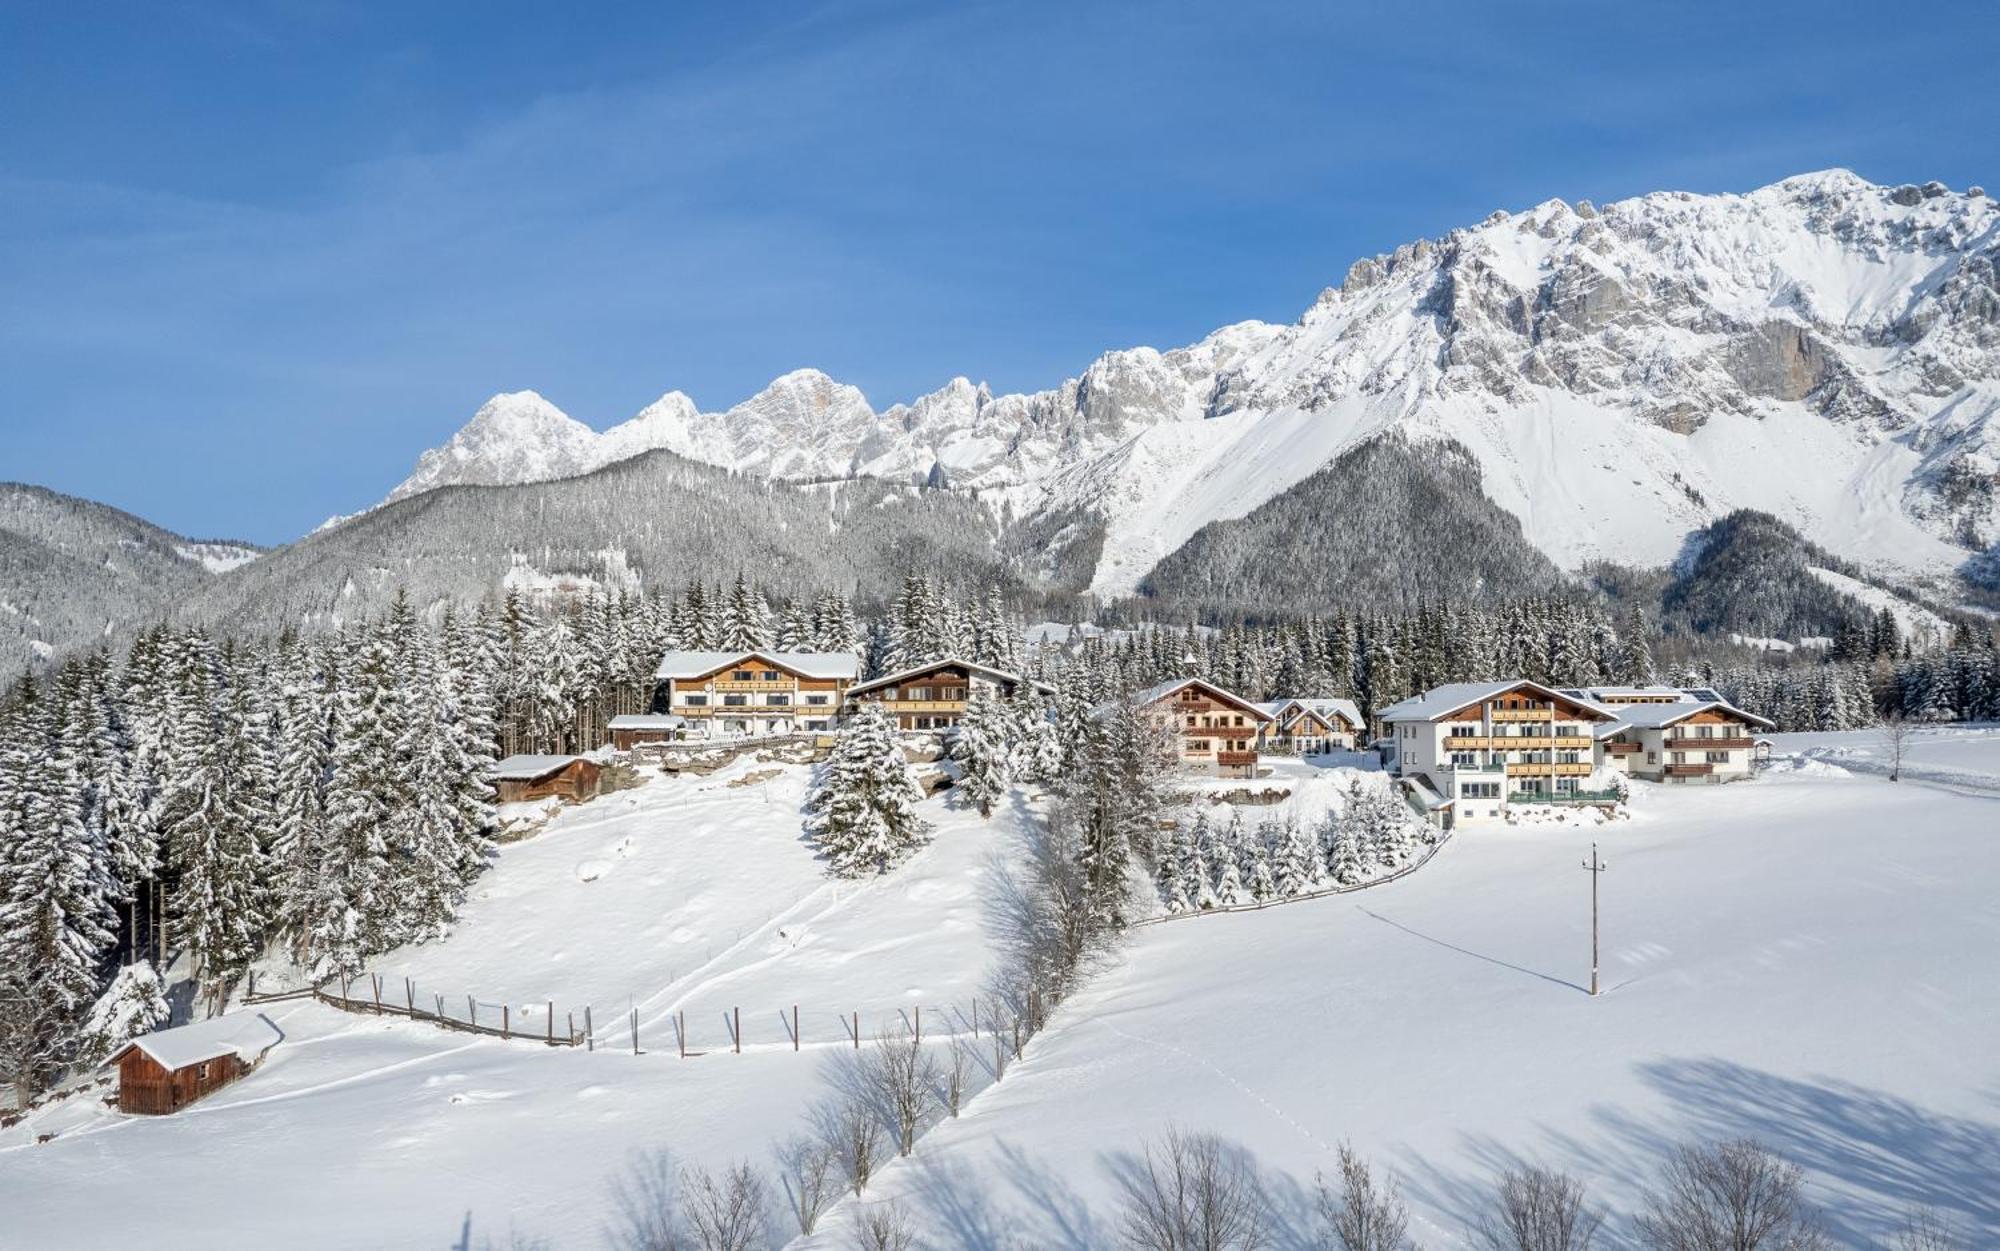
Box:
4;1;1995;544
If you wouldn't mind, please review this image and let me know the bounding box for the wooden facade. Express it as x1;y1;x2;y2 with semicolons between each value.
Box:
115;1047;248;1115
844;658;1049;732
491;756;603;804
658;651;855;738
1132;678;1273;778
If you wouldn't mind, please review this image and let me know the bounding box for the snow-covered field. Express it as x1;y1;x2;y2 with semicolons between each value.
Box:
3;742;1995;1248
1772;721;2000;791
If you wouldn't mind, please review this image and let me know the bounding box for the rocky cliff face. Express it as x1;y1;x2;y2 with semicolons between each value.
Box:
379;171;2000;597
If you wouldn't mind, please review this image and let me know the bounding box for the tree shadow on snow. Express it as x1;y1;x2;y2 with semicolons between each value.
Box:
1397;1057;2000;1249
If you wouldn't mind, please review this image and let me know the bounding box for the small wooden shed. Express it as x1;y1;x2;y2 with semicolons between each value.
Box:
108;1013;283;1115
488;754;603;804
607;714;687;752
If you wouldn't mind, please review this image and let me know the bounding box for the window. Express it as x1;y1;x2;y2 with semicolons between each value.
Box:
1233;715;1245;727
1706;750;1729;763
683;694;708;707
723;694;748;707
1670;751;1685;763
805;694;828;705
1189;739;1212;753
1185;715;1198;728
1696;724;1713;739
910;686;932;701
1449;725;1476;737
1646;751;1658;764
733;670;754;681
766;694;791;706
761;670;780;682
1451;752;1476;767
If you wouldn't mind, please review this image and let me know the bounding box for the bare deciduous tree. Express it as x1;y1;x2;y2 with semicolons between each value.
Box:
1472;1166;1600;1251
608;1150;687;1251
680;1161;770;1251
1318;1142;1416;1251
1116;1124;1271;1251
1635;1139;1831;1251
868;1025;940;1156
849;1199;918;1251
942;1038;971;1117
1893;1208;1962;1251
831;1095;885;1196
1882;712;1911;782
781;1136;840;1236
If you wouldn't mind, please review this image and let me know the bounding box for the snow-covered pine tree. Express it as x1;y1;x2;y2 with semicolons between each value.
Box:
166;649;272;1012
1011;687;1064;784
1272;814;1317;898
949;687;1012;819
315;631;398;974
76;959;169;1066
268;637;335;966
1155;820;1193;913
1187;811;1218;910
723;573;772;651
1326;794;1364;885
1244;819;1279;903
805;704;931;877
1213;810;1247;905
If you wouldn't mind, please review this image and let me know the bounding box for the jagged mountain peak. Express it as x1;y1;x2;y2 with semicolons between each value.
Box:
369;170;2000;604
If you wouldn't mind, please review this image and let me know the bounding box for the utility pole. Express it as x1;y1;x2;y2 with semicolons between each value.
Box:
1581;842;1608;996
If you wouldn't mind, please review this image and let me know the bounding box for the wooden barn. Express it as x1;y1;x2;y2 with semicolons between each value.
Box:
606;713;687;752
108;1013;283;1115
488;754;603;804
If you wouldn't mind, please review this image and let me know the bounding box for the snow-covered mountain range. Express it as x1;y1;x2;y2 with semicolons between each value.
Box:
382;170;2000;597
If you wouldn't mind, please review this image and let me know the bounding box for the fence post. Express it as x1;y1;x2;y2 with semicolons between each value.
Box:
852;1010;859;1050
435;994;445;1021
793;1004;799;1052
547;1001;554;1044
468;996;477;1029
632;1008;641;1056
248;971;255;1000
915;1004;921;1045
372;974;383;1014
568;1011;575;1046
677;1011;685;1059
734;1006;741;1055
406;979;415;1015
503;1005;510;1039
585;1006;594;1052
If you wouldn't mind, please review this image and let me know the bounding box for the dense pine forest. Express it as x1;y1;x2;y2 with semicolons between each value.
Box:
3;570;1997;1110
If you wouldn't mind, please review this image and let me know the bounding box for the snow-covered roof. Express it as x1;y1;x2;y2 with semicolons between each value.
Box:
1402;775;1452;810
1375;680;1615;724
1259;697;1364;730
109;1012;282;1073
846;656;1054;699
607;714;687;730
1113;677;1273;722
1562;685;1694;703
488;754;589;781
654;650;859;681
1600;700;1776;735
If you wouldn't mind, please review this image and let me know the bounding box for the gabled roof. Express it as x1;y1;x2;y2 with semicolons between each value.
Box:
1601;699;1776;735
846;656;1054;699
654;650;860;681
607;714;687;730
489;754;589;781
1258;697;1364;731
1375;680;1615;724
1115;677;1274;723
108;1012;282;1073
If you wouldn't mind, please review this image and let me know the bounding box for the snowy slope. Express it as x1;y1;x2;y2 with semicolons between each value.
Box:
377;172;2000;597
795;760;2000;1250
6;749;1998;1248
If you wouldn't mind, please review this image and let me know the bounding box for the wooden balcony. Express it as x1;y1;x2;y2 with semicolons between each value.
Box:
1442;735;1594;750
1488;706;1557;722
868;698;967;713
1603;741;1642;755
1664;762;1714;777
711;679;796;692
1505;760;1593;777
1667;736;1753;750
1216;750;1259;768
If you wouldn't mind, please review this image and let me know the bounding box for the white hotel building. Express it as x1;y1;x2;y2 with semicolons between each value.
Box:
1375;679;1618;827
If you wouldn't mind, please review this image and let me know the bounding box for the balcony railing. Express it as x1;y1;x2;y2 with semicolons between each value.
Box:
1603;741;1642;755
1441;735;1594;750
1513;789;1624;805
1216;750;1259;768
1664;762;1714;777
1667;735;1753;749
1506;760;1594;777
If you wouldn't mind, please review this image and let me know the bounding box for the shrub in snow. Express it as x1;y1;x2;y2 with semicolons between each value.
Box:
1116;1124;1271;1251
1635;1139;1831;1251
804;705;931;878
1317;1142;1416;1251
1471;1165;1602;1251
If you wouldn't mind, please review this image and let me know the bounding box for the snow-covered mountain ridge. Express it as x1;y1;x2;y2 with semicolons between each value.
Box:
382;171;2000;596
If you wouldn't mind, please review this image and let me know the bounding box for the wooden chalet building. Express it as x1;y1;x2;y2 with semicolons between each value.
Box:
653;649;858;739
1376;680;1618;826
488;754;603;804
1590;697;1775;783
1255;697;1364;755
843;657;1053;732
606;713;687;752
108;1013;283;1115
1121;677;1274;778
